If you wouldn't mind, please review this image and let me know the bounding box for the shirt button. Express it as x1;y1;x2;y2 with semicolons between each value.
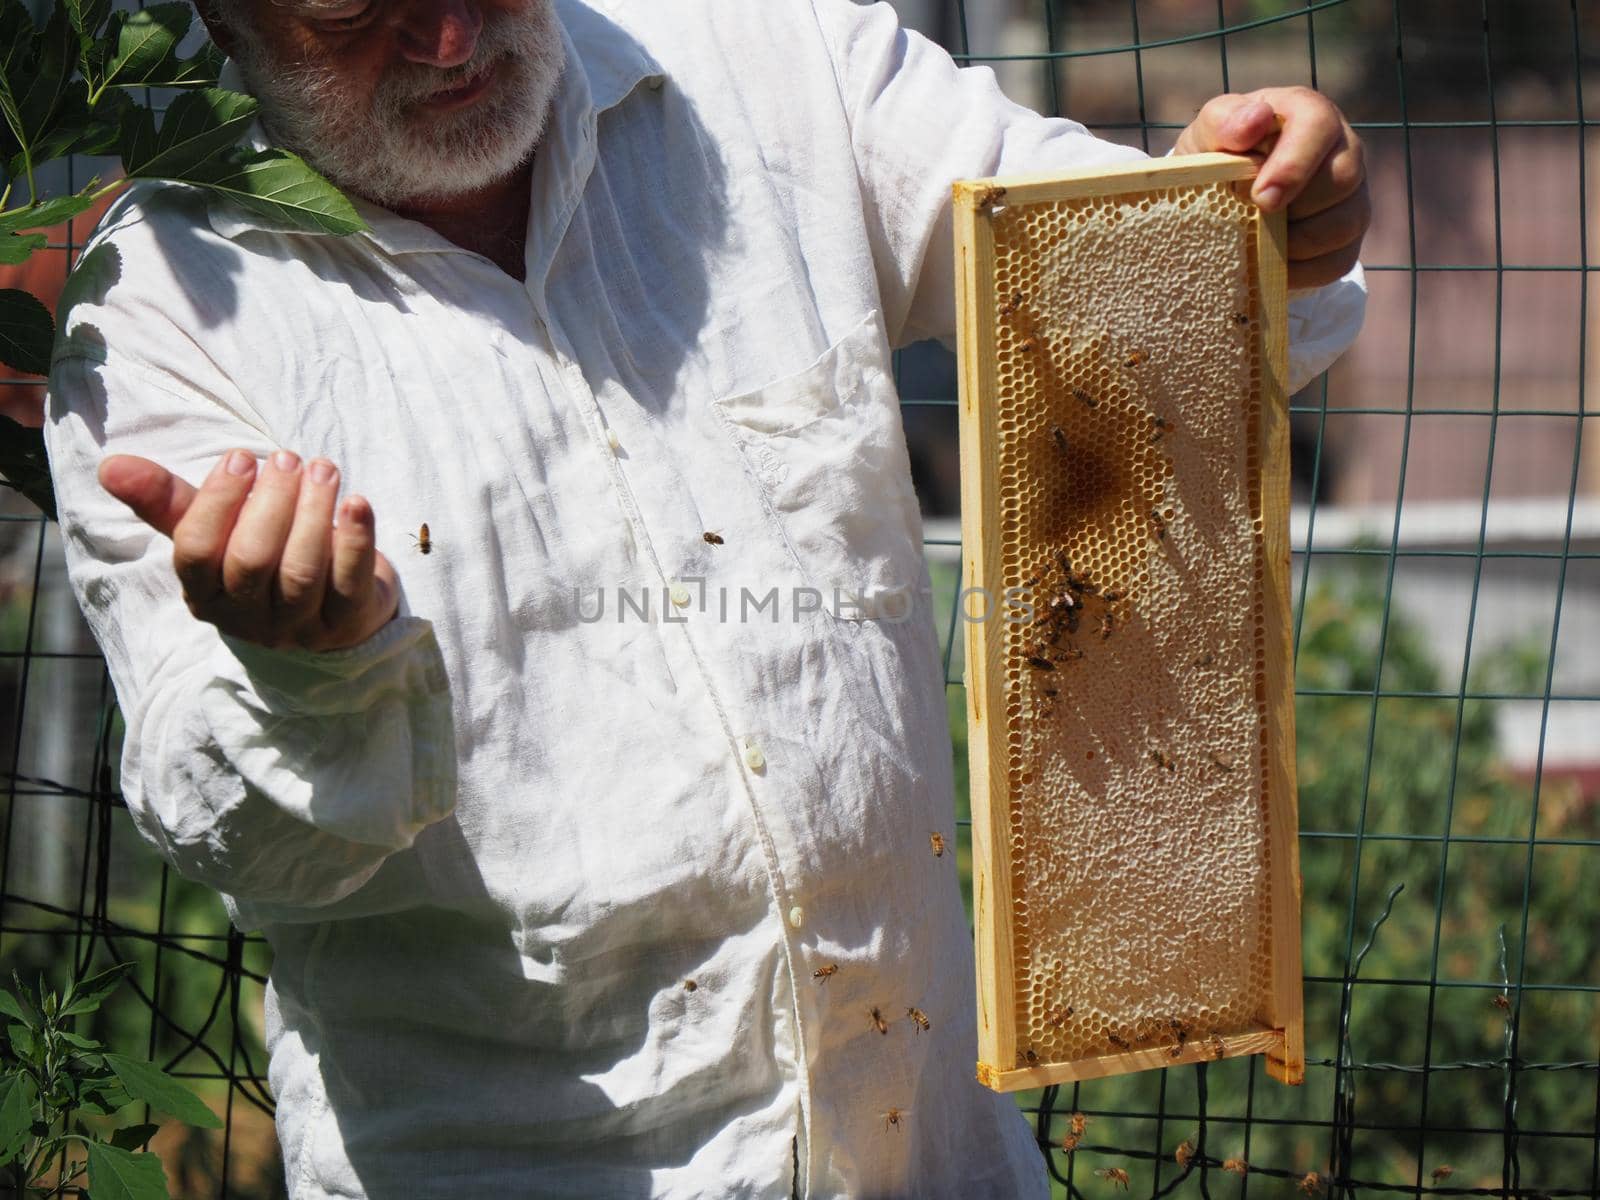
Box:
788;906;805;930
743;742;766;773
606;428;621;453
670;583;692;608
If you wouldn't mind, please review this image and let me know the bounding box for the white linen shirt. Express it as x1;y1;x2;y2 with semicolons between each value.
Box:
43;1;1365;1196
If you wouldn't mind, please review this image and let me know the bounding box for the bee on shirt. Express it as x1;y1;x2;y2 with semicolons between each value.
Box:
410;523;433;555
683;979;698;992
869;1007;890;1036
882;1107;910;1132
930;832;948;858
907;1007;931;1033
703;531;724;545
1095;1167;1131;1190
812;964;838;983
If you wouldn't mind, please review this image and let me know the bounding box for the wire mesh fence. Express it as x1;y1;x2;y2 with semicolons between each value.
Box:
1;1;1596;1197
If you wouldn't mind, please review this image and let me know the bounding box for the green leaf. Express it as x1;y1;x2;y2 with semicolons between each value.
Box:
89;4;192;93
180;148;367;236
77;1082;133;1116
0;989;29;1026
60;963;132;1019
0;413;54;520
86;1141;171;1200
5;1023;36;1063
102;1055;221;1129
109;1122;161;1152
0;230;46;264
64;0;112;46
0;190;97;235
0;4;29;159
0;1073;37;1166
9;86;121;178
0;288;53;375
122;89;257;181
15;8;77;155
5;974;39;1026
158;41;225;90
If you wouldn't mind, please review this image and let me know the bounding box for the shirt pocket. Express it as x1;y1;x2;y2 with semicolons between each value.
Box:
711;309;925;622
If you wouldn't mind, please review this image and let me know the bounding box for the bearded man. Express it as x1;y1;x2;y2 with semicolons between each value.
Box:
43;1;1369;1196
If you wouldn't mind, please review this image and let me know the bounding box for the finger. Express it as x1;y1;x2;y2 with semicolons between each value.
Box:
220;450;305;614
1286;134;1366;220
324;495;389;641
98;455;198;537
1173;94;1277;157
1252;90;1345;212
1287;185;1371;263
170;450;258;604
273;458;340;625
1288;241;1364;291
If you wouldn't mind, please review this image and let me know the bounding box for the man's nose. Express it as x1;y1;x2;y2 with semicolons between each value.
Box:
396;0;483;69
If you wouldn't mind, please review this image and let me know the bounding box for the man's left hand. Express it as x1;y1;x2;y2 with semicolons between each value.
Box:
1174;87;1369;290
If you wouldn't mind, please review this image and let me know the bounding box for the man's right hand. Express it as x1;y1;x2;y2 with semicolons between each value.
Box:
98;449;399;652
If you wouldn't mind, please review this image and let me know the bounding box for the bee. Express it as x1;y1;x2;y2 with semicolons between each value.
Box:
1491;993;1512;1011
1208;750;1237;772
812;964;838;983
683;979;698;992
1070;1112;1088;1136
1150;748;1175;773
410;523;433;555
1168;1018;1189;1057
1174;1140;1195;1168
1431;1166;1454;1183
882;1106;910;1132
1150;509;1167;540
1027;655;1056;672
1041;687;1059;698
703;531;724;545
1060;1132;1081;1153
1107;1033;1130;1050
1071;385;1098;409
1233;312;1251;327
869;1006;889;1035
1298;1172;1325;1196
1209;1034;1227;1060
1124;349;1148;368
1222;1158;1248;1176
1098;611;1114;640
1051;424;1069;454
930;831;947;857
1195;651;1216;668
974;184;1008;211
1048;1006;1074;1027
1095;1167;1131;1190
907;1007;931;1033
1020;335;1042;354
1148;416;1172;444
1023;1047;1039;1065
1061;647;1085;662
999;290;1025;318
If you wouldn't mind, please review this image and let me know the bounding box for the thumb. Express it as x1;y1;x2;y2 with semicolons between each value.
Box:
98;454;197;538
1177;95;1278;157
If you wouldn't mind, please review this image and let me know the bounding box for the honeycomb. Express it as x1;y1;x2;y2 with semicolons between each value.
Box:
955;164;1300;1085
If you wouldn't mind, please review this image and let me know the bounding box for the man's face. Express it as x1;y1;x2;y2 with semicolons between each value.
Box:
223;0;566;209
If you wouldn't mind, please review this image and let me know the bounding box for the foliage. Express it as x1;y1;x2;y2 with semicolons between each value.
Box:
0;963;222;1199
0;0;367;519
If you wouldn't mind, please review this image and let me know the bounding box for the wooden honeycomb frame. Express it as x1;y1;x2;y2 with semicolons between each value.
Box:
953;154;1304;1092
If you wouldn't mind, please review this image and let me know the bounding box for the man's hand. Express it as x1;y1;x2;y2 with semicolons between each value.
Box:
1174;87;1369;290
99;450;399;652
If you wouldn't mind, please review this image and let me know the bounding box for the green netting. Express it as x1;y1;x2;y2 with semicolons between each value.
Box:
2;2;1597;1198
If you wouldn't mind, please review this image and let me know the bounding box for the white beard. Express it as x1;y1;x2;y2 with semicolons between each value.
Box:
232;2;566;208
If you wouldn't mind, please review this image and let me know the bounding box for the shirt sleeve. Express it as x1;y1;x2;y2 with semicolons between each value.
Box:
812;0;1365;390
44;353;458;913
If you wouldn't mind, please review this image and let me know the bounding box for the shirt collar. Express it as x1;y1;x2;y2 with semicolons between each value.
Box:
203;0;664;250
